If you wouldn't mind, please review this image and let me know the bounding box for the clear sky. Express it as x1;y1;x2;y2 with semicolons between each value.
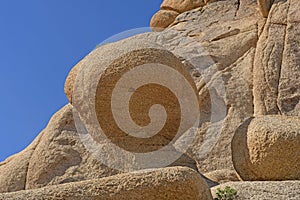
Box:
0;0;161;161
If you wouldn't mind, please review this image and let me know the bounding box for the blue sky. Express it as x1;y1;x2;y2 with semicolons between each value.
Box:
0;0;161;161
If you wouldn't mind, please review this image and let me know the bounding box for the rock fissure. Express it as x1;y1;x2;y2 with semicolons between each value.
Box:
211;29;241;42
24;132;46;190
160;6;181;14
251;48;257;115
276;1;291;115
234;0;241;17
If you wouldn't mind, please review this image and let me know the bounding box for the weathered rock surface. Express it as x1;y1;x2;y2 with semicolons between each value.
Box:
137;0;262;174
25;104;119;190
70;38;199;155
0;102;199;193
0;167;213;200
204;169;241;184
211;181;300;200
151;0;275;30
63;0;300;179
138;0;300;177
254;0;300;116
0;104;119;192
232;115;300;181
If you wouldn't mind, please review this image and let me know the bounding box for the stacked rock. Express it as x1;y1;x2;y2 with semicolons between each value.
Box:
150;0;205;31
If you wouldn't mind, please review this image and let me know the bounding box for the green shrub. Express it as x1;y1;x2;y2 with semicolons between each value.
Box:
214;186;238;200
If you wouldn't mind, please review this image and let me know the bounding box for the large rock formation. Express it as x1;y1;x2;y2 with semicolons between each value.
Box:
1;39;201;192
139;0;300;179
139;0;262;174
0;0;299;199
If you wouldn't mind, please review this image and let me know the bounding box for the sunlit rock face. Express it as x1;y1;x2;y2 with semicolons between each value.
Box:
0;0;300;199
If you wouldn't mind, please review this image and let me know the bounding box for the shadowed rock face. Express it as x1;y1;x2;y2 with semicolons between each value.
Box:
257;0;274;17
0;0;299;199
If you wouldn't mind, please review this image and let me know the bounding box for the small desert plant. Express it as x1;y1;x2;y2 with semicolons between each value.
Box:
214;186;238;200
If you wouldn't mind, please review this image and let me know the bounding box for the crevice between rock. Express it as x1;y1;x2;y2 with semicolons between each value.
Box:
24;130;47;190
276;0;291;115
160;6;181;14
234;0;241;17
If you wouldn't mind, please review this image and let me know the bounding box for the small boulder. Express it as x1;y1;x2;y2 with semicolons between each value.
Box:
232;116;300;181
150;10;179;31
204;169;241;184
